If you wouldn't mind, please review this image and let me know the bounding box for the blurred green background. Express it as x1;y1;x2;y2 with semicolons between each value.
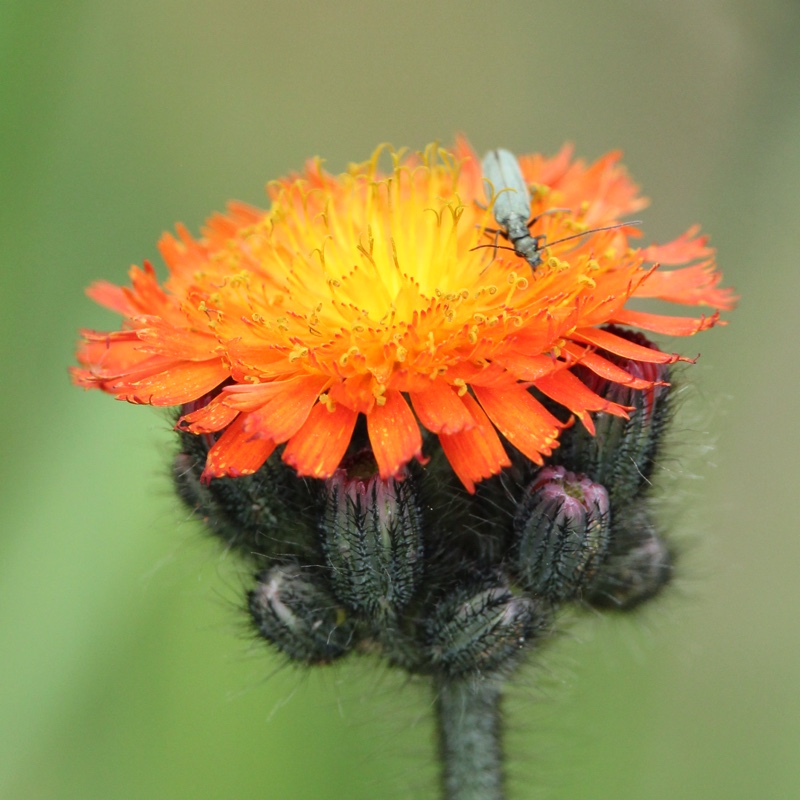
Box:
2;1;799;798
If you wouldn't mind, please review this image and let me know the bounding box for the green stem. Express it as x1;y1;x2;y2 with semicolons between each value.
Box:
434;676;505;800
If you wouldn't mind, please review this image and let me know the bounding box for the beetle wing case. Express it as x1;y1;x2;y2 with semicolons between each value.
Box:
481;148;531;223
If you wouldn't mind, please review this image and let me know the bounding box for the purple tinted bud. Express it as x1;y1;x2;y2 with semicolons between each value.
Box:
321;456;424;621
514;466;611;603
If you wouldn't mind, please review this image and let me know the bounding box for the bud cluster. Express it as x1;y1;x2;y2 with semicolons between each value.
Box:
174;328;676;677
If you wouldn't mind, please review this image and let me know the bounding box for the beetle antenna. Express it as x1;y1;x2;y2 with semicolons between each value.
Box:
545;220;642;249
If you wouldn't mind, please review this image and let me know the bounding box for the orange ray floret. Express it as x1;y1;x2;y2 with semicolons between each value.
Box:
72;140;734;491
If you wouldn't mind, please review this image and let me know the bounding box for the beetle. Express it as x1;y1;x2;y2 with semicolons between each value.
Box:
478;148;639;272
481;148;545;269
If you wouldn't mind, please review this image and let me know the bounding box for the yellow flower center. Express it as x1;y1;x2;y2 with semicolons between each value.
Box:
195;145;584;413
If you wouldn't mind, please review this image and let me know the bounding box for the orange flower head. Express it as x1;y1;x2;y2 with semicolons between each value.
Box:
72;140;735;491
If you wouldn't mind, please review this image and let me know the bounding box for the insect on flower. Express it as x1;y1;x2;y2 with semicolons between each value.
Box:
478;147;640;272
479;148;546;269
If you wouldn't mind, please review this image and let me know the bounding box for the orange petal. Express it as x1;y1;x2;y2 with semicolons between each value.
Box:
74;330;148;377
572;328;678;364
561;344;653;390
409;382;475;435
134;317;220;361
282;402;358;478
453;135;482;197
634;259;737;309
89;353;175;384
110;358;229;405
87;262;172;319
222;381;294;411
520;143;575;187
638;226;712;265
202;416;276;479
327;373;377;415
439;393;510;493
472;384;561;465
241;375;328;442
85;281;132;316
367;390;423;479
536;369;629;435
612;308;721;336
178;397;239;434
70;338;149;389
492;352;562;382
223;375;328;412
125;262;174;316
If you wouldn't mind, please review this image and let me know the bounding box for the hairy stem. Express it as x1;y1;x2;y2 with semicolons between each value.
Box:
434;676;505;800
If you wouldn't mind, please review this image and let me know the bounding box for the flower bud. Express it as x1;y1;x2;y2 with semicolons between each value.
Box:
321;457;424;621
248;564;357;664
586;504;673;611
424;579;549;677
514;466;611;603
173;405;318;561
556;327;672;509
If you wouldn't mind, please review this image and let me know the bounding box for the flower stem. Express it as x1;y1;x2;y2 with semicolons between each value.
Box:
434;676;505;800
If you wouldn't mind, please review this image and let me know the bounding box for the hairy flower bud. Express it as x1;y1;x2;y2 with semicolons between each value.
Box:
514;466;611;603
173;402;319;561
321;458;424;621
424;579;549;677
586;503;673;610
248;564;357;663
555;327;672;510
